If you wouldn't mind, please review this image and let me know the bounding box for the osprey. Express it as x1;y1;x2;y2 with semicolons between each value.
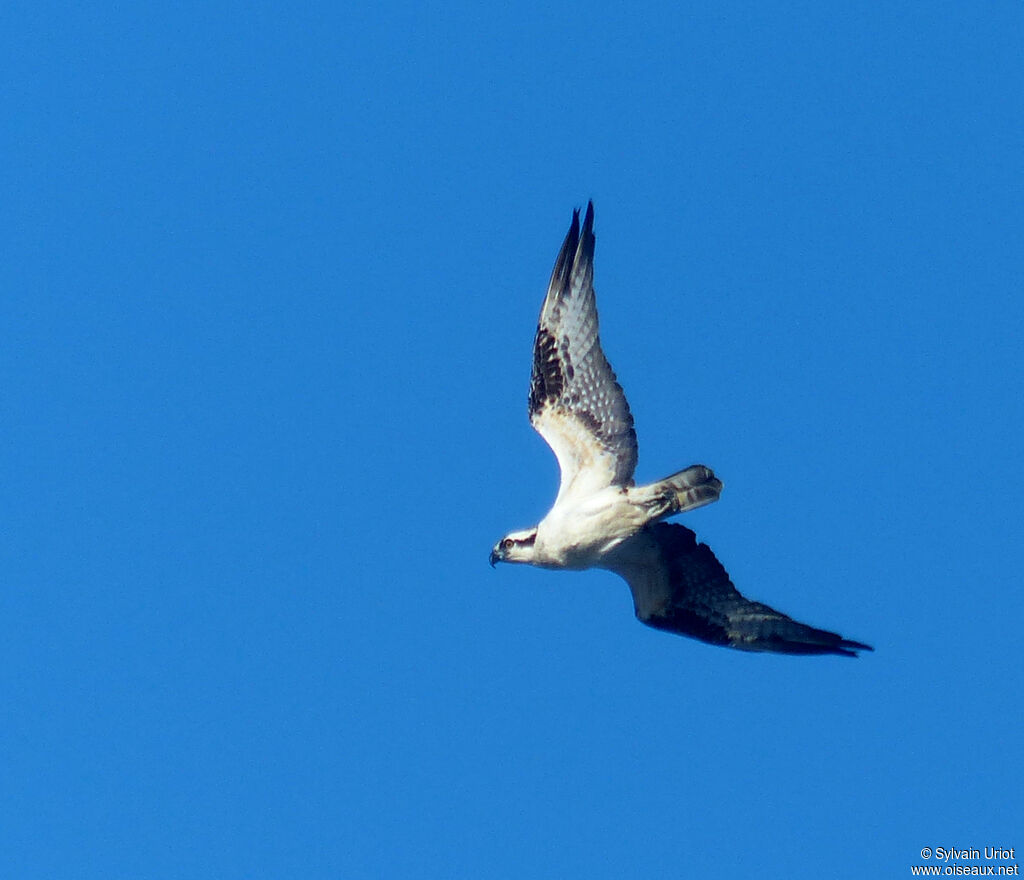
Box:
490;203;872;657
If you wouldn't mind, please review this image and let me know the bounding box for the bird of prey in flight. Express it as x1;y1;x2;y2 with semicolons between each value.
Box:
490;203;872;657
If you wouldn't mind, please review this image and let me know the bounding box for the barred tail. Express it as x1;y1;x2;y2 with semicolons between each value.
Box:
633;465;723;522
661;465;723;514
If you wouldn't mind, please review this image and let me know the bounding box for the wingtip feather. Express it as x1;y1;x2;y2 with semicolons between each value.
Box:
836;639;874;657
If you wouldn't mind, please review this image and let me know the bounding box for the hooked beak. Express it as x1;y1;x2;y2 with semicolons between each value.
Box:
489;545;502;568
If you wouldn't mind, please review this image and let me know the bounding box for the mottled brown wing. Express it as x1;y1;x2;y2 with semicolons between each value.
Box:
610;523;873;656
529;203;637;505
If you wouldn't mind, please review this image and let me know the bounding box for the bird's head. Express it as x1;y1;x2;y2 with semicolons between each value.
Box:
489;528;538;567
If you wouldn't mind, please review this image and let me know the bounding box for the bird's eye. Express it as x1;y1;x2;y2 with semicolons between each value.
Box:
501;538;513;550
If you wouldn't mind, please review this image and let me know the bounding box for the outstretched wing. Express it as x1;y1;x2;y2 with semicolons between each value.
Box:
529;203;637;505
609;523;872;656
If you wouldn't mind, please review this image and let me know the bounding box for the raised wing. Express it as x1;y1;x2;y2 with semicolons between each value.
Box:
610;523;873;656
528;203;638;505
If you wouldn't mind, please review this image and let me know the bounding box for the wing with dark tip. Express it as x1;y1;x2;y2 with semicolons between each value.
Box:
529;203;638;505
609;523;873;656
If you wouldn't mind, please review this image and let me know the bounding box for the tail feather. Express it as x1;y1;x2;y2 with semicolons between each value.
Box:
633;465;723;522
663;465;723;515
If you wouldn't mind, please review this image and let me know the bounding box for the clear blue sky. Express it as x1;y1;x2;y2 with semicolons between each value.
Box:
3;1;1022;877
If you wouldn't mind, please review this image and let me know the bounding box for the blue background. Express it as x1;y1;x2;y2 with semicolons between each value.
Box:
3;1;1022;877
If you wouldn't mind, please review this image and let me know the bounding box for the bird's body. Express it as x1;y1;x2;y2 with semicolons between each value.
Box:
528;467;720;569
491;203;872;657
533;485;644;569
